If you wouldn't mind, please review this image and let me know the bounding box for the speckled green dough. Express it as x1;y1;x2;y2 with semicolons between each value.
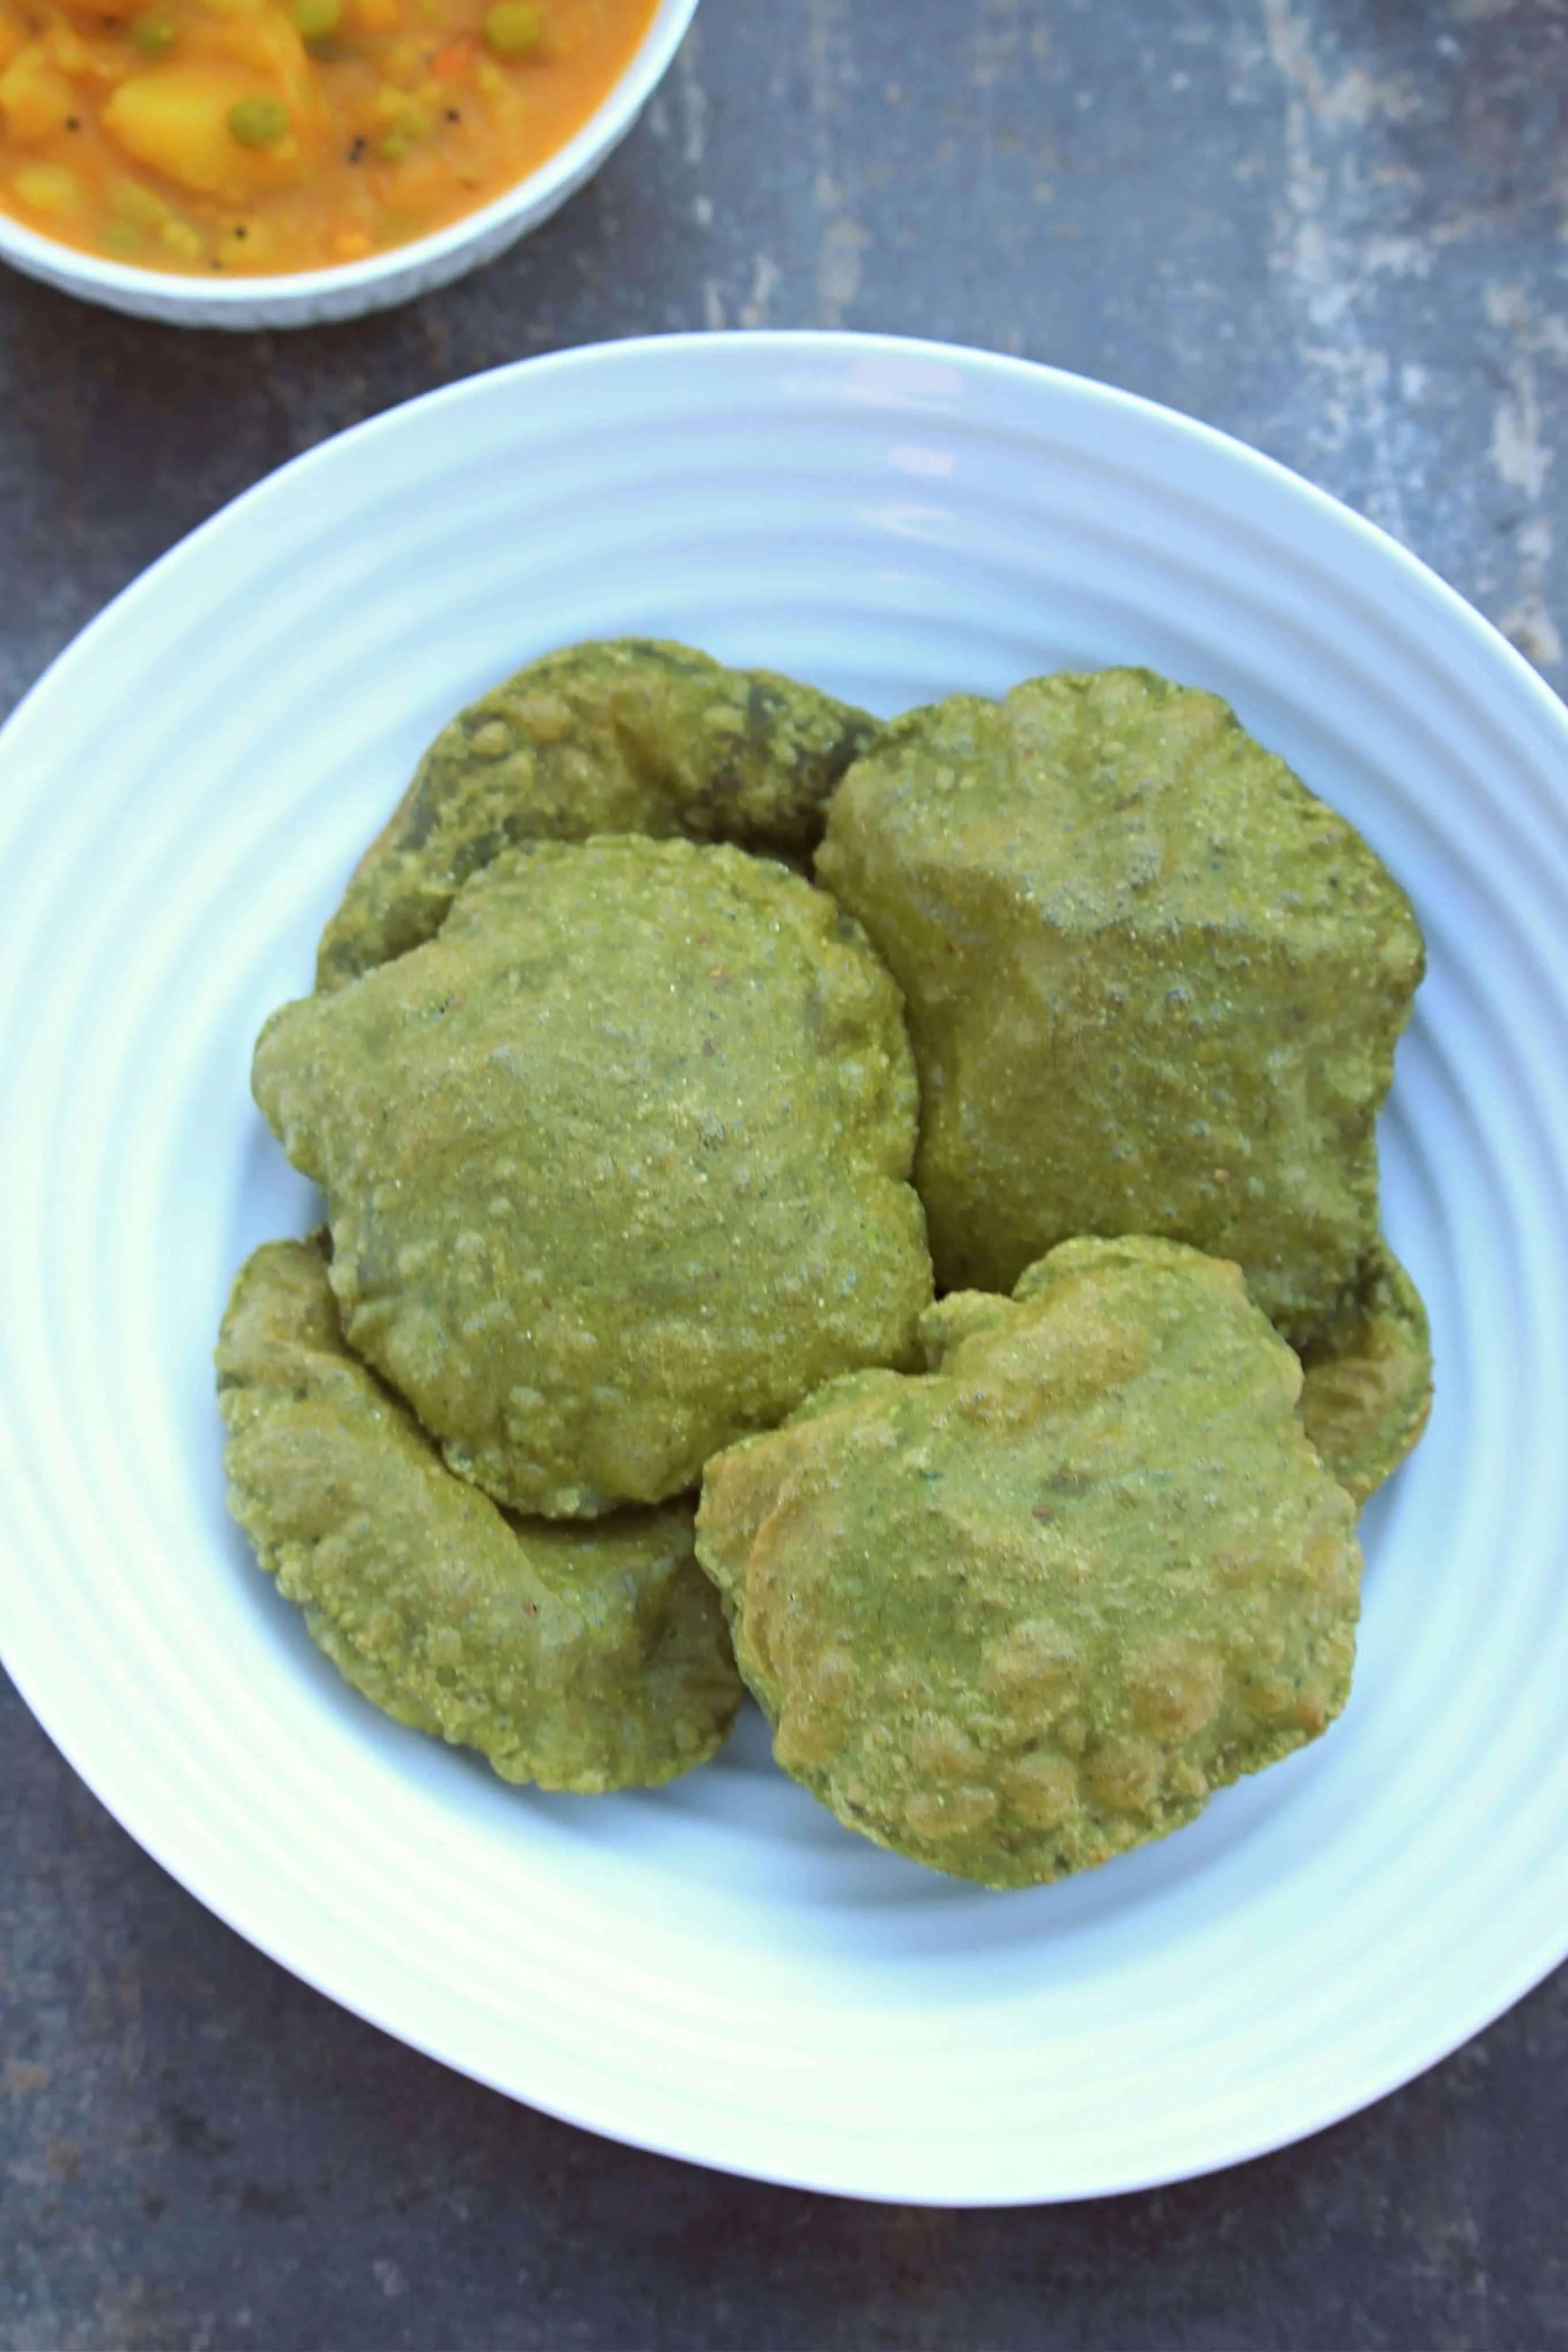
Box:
1297;1237;1433;1505
216;1237;743;1791
697;1235;1362;1889
816;669;1425;1347
255;837;933;1517
316;639;882;990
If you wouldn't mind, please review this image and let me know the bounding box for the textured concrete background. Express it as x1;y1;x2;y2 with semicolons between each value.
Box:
2;2;1566;2346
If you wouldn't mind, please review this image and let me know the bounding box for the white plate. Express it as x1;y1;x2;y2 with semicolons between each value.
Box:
2;333;1566;2206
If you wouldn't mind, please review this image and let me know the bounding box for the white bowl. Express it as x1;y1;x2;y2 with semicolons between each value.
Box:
0;0;696;329
2;333;1567;2204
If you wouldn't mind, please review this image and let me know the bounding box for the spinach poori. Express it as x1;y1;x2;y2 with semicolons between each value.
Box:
697;1237;1363;1888
220;643;1431;1875
257;835;932;1518
219;1234;742;1791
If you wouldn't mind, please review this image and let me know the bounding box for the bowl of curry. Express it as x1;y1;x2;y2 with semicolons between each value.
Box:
0;0;693;325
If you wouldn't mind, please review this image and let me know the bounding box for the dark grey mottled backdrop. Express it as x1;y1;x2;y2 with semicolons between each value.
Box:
2;4;1565;2347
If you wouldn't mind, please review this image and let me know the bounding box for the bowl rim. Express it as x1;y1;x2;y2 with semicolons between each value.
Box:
5;330;1568;2205
0;0;697;312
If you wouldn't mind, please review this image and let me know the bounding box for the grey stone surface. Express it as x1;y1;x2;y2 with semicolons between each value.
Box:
2;0;1566;2344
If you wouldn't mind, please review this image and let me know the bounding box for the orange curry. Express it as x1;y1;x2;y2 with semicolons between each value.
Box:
0;0;657;276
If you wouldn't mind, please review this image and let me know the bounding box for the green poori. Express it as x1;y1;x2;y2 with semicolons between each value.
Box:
816;667;1425;1348
217;1236;743;1792
697;1235;1363;1888
317;639;882;990
255;836;933;1519
1297;1237;1433;1505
